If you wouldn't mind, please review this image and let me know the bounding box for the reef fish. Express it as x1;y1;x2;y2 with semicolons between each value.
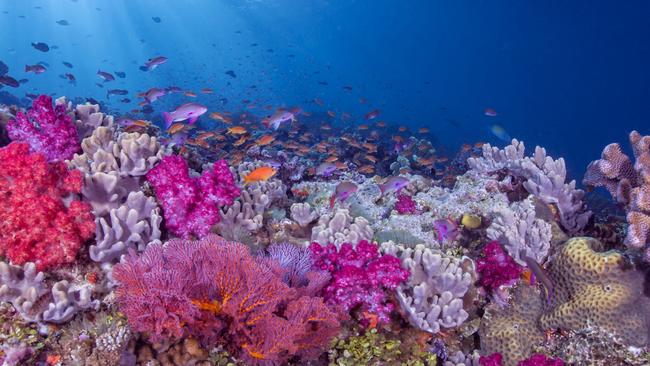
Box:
330;181;358;208
162;102;207;128
364;109;380;120
141;87;166;103
142;56;168;71
115;71;126;78
490;124;511;142
56;19;69;26
484;107;498;117
97;70;115;82
433;217;460;245
243;166;277;185
31;42;49;52
25;64;46;74
62;61;73;68
378;176;409;196
0;75;19;88
262;110;297;130
316;162;337;177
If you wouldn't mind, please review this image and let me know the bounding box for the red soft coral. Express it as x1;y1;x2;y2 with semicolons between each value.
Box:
476;240;523;293
146;155;240;239
0;142;95;271
113;235;340;365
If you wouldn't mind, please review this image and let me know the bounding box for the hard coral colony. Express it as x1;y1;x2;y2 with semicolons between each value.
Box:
0;100;649;364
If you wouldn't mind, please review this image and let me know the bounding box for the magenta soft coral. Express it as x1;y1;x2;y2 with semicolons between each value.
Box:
395;193;417;214
0;142;95;271
309;240;409;325
146;155;240;238
479;353;564;366
7;95;80;161
476;240;523;293
113;235;340;365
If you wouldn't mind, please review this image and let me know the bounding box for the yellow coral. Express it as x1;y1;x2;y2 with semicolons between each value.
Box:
539;237;650;348
479;285;545;366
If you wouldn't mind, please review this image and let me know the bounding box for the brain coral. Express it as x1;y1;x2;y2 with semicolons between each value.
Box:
539;237;650;348
479;285;545;366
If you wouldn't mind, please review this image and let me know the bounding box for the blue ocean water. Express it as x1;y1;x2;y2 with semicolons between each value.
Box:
1;0;649;179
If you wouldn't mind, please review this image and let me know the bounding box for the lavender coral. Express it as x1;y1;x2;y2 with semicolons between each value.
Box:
146;155;240;238
583;130;650;260
310;240;409;326
113;235;340;365
7;95;80;161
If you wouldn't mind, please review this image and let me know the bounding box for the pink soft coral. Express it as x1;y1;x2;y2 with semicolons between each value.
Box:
518;354;564;366
0;142;95;271
479;353;503;366
7;95;80;161
146;155;240;238
395;193;417;214
476;241;523;293
309;240;409;326
113;235;340;365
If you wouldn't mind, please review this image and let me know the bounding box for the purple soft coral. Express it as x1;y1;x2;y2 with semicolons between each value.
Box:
395;193;417;214
146;155;240;238
309;240;409;326
7;95;80;161
476;241;523;293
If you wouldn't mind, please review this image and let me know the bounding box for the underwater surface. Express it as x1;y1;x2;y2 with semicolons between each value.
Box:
0;1;649;365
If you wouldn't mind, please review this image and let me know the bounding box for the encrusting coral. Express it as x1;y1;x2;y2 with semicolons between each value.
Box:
479;285;545;366
539;236;650;347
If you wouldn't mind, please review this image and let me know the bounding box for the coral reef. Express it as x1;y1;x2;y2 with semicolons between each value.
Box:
381;241;475;334
539;237;650;347
479;285;545;366
311;208;374;247
146;156;240;238
486;197;552;265
7;95;80;161
0;142;95;271
583;130;650;260
476;241;523;293
114;235;340;365
310;240;409;325
468;139;591;234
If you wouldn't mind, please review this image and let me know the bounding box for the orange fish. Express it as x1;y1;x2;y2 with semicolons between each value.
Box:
398;126;407;132
201;88;213;94
418;127;429;133
358;124;369;130
358;164;374;174
321;124;331;131
197;132;216;141
365;155;377;163
167;123;186;135
209;112;232;123
327;110;336;118
362;142;377;152
244;166;277;185
184;91;197;98
376;121;386;127
227;126;247;135
324;155;338;163
256;135;275;146
233;136;247;146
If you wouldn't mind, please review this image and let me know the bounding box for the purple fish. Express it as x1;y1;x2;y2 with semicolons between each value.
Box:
141;87;166;103
25;64;46;74
330;181;358;208
97;70;115;82
433;218;459;244
0;75;19;88
378;176;409;196
262;110;297;130
162;102;207;128
316;162;337;177
143;56;167;71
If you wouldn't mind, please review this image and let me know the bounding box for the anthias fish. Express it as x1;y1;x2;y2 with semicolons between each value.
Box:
162;103;207;128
